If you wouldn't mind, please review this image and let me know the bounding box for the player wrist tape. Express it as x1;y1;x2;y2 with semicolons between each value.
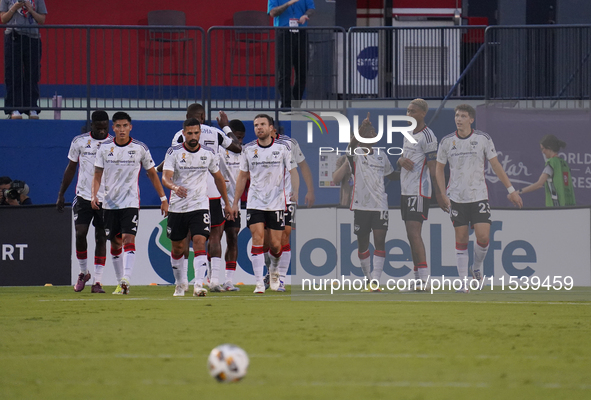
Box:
222;126;232;134
160;196;167;202
507;186;515;194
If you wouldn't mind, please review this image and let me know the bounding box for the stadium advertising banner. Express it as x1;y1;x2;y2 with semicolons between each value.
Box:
1;206;71;286
477;107;591;208
72;207;591;287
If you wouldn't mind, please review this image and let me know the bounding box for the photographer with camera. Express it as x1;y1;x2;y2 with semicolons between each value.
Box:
0;176;31;205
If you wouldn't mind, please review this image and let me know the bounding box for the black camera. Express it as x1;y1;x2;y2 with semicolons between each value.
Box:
3;180;27;200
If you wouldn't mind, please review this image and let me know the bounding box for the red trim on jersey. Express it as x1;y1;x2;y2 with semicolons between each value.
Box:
114;137;133;147
455;242;468;251
182;143;201;153
211;220;226;228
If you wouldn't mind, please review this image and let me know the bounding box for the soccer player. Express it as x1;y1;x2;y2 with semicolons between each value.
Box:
91;112;169;295
232;114;298;293
397;99;445;290
162;118;233;297
160;104;241;292
436;104;523;293
57;110;111;293
347;113;399;288
218;119;246;291
264;123;315;291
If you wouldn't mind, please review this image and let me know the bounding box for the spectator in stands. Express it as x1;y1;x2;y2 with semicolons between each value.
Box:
516;134;576;207
332;155;352;207
268;0;315;110
0;0;48;120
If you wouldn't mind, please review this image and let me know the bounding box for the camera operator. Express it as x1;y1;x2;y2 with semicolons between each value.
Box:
0;176;32;205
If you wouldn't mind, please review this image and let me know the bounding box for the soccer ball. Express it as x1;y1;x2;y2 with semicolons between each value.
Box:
207;344;249;382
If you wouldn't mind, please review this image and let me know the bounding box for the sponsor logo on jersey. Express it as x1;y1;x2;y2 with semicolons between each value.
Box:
86;140;92;148
181;153;187;163
451;140;457;150
253;149;259;159
108;147;114;156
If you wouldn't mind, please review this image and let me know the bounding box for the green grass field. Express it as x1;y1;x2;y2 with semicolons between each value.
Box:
1;285;590;400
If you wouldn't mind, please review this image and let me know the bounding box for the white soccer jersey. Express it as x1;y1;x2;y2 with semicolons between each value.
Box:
163;144;219;213
349;151;395;211
276;134;303;205
67;132;112;202
239;138;294;211
437;129;497;203
171;129;185;146
95;138;156;209
400;126;438;197
218;146;241;207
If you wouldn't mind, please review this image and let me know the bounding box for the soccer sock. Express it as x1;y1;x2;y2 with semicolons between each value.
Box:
225;261;236;283
456;242;469;279
269;248;282;274
416;262;429;282
123;243;136;279
263;245;271;269
76;250;88;274
194;250;208;286
358;250;371;280
371;250;385;281
171;253;184;284
251;245;265;283
183;257;189;283
94;256;106;284
210;257;222;286
473;240;489;275
278;244;291;281
111;247;124;282
414;265;420;280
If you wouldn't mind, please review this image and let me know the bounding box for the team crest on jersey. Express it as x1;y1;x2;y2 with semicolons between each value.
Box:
85;140;92;148
253;149;259;159
200;156;207;161
128;150;136;157
181;153;187;163
108;147;114;156
272;150;280;158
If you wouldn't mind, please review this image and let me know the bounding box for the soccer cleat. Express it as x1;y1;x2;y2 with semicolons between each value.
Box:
29;111;39;120
269;268;280;291
10;111;22;119
112;285;123;295
91;283;105;293
254;283;265;293
74;272;91;292
263;273;270;290
120;277;130;295
277;281;286;292
472;268;484;290
456;284;470;293
209;284;225;292
193;285;207;297
173;285;186;297
223;282;240;292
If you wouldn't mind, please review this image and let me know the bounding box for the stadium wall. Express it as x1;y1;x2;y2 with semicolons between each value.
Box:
57;207;591;288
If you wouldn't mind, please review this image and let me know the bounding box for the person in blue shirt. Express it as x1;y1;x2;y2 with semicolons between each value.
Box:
268;0;315;109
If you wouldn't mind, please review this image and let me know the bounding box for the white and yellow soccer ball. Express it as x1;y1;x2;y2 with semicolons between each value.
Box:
207;344;249;382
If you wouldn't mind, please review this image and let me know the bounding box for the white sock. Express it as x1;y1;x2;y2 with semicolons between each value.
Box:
94;257;106;284
371;250;385;281
358;250;371;280
278;247;291;281
473;240;489;274
76;250;88;274
183;257;189;283
225;261;236;283
269;249;281;273
264;248;271;270
123;244;136;279
210;257;222;286
111;248;124;282
414;267;420;280
416;262;429;282
171;254;184;284
456;243;469;279
194;252;208;286
252;246;265;283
